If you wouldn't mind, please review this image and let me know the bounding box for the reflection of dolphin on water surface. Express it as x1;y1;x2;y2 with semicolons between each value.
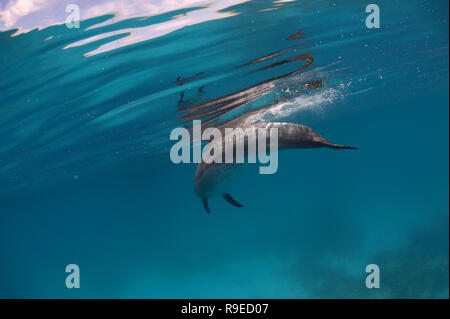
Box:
176;29;358;213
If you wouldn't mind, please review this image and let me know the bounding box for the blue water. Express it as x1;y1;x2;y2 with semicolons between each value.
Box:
0;0;448;298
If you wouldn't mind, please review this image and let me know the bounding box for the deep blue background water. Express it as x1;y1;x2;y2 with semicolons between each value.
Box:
0;0;448;298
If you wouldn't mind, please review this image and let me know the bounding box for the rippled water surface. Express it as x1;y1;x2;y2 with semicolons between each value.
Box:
0;0;448;298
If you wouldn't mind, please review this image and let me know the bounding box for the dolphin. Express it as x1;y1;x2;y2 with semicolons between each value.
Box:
194;122;357;213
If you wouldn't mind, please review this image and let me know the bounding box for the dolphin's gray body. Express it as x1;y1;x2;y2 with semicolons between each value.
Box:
194;122;356;213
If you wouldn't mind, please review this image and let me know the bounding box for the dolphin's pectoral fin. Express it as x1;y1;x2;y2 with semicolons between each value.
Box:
202;197;211;213
223;193;244;208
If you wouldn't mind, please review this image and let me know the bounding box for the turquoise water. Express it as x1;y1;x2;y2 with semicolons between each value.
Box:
0;0;448;298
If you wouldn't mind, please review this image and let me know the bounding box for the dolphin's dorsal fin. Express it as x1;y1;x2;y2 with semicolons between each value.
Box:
202;197;211;213
223;193;244;208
